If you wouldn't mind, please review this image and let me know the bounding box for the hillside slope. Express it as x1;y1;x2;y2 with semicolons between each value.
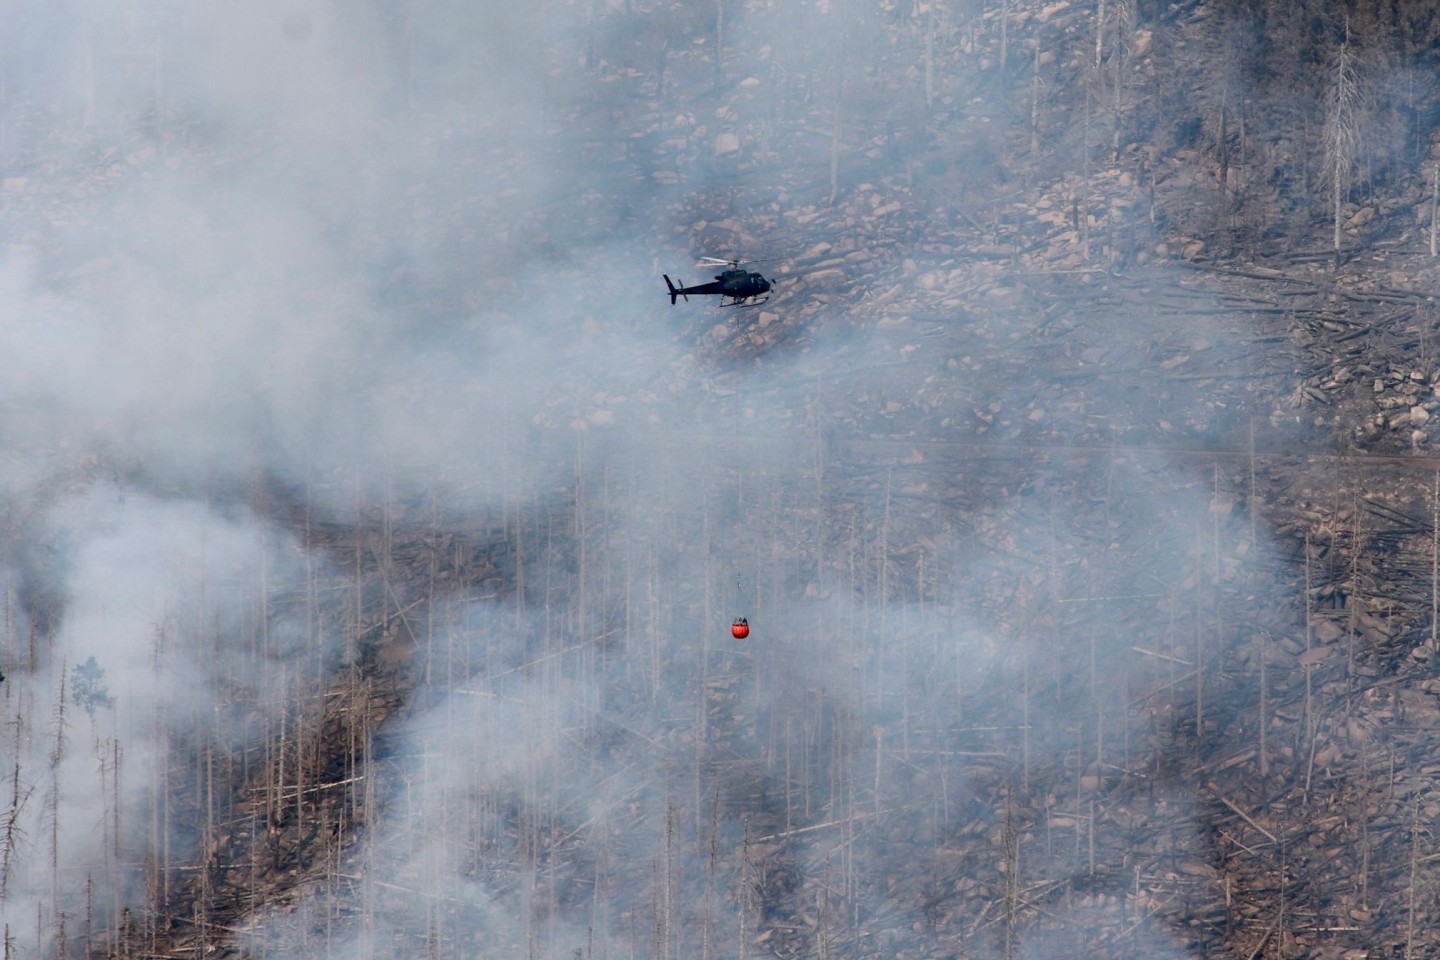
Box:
4;2;1440;959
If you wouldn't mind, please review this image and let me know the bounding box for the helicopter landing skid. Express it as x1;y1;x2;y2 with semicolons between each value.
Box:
722;296;770;308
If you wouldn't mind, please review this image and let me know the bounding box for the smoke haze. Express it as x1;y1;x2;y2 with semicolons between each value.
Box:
5;0;1417;957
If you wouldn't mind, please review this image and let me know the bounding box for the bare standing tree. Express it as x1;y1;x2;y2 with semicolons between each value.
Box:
1322;28;1364;269
1430;162;1438;258
828;38;846;205
0;760;32;905
714;0;725;92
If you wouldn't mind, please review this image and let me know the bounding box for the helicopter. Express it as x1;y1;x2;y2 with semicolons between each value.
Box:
664;257;780;307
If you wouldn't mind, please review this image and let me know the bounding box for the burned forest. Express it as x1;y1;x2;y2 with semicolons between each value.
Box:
6;0;1440;958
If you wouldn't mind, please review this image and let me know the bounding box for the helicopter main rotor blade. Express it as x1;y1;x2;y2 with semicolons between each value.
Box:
697;256;788;268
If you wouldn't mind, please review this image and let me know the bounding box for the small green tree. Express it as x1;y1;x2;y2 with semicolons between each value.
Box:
71;657;114;717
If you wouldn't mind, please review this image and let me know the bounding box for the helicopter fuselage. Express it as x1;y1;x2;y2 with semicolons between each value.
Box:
665;268;772;306
715;268;771;300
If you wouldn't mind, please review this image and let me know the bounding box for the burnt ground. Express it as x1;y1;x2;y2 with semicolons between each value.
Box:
128;206;1440;956
6;1;1440;958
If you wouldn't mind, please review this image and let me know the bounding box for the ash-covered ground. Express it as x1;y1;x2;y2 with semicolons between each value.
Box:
4;2;1440;959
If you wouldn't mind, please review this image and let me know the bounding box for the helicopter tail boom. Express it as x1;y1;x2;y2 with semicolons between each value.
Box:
664;275;686;304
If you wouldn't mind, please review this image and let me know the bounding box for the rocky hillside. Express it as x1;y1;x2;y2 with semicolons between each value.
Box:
4;1;1440;959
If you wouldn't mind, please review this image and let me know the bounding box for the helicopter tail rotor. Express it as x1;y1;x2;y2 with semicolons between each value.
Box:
664;275;687;305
